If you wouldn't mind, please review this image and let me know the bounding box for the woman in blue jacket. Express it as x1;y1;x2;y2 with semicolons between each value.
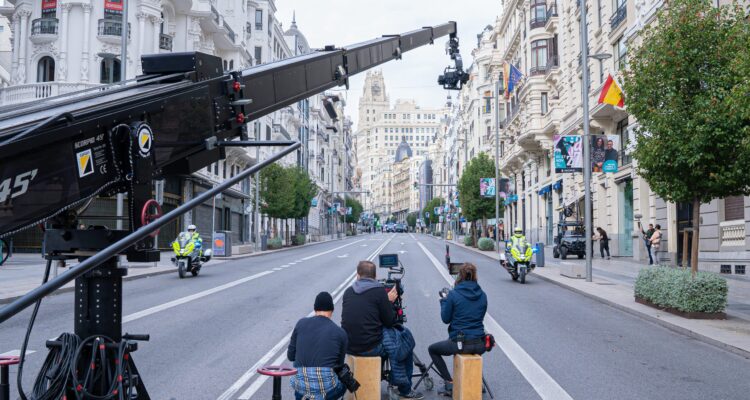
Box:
428;263;488;396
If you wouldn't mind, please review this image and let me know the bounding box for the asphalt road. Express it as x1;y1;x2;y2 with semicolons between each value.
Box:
1;233;750;399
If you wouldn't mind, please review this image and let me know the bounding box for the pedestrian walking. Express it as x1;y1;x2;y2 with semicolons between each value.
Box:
639;222;655;265
593;227;611;259
650;224;663;264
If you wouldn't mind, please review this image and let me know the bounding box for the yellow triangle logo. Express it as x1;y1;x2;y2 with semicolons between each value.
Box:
79;154;90;170
140;133;150;147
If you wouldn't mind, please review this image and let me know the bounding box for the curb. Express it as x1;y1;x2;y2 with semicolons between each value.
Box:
216;236;349;260
432;235;750;360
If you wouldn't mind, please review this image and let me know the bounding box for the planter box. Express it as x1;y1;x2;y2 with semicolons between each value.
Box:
635;296;727;320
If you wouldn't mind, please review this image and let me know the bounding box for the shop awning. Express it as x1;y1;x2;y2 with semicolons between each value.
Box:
552;179;563;191
538;184;552;195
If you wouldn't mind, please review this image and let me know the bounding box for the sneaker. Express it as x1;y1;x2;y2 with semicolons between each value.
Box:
400;390;424;399
438;382;453;397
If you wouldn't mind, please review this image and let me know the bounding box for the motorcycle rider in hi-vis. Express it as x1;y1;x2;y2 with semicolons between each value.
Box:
507;226;532;265
187;224;203;261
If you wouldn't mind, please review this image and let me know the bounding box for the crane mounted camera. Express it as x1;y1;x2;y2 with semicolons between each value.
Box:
378;253;407;324
438;36;470;90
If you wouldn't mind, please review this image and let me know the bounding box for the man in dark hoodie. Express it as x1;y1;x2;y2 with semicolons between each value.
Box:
428;263;488;397
341;261;423;399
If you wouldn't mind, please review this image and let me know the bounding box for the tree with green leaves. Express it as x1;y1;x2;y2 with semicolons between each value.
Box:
345;196;363;224
259;163;295;240
289;166;317;240
406;212;417;228
623;0;750;274
421;197;445;228
457;153;499;243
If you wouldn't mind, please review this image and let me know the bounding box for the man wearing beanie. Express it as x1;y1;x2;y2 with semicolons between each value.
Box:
288;292;348;400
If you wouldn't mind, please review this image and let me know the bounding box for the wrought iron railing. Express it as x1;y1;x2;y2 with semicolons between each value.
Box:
611;3;627;30
159;34;173;51
31;18;58;35
547;3;558;17
98;19;131;38
530;16;548;29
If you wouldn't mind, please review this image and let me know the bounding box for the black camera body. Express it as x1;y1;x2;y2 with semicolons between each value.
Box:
378;254;407;324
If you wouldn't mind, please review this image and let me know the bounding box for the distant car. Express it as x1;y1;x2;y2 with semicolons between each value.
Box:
395;223;406;233
385;223;395;232
553;221;586;259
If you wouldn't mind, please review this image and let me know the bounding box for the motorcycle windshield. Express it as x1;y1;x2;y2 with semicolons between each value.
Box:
177;232;191;248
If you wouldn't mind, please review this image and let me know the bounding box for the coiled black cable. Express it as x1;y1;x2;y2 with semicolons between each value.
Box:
16;258;51;400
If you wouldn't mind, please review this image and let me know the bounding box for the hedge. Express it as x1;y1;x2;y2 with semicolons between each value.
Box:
267;237;283;250
463;236;474;246
477;237;495;251
292;234;306;246
634;267;728;313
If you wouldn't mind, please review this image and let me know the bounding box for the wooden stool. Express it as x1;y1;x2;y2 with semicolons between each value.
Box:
453;354;482;400
345;355;381;400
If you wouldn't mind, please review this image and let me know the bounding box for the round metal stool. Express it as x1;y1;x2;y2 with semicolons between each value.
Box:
257;365;297;400
0;355;20;400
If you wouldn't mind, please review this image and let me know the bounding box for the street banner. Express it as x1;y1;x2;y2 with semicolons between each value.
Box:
591;135;620;173
480;178;496;198
42;0;56;10
346;207;352;215
554;135;583;173
311;198;318;207
498;178;509;200
105;0;124;12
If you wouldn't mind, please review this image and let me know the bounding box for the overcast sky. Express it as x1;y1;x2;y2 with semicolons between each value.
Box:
276;0;501;130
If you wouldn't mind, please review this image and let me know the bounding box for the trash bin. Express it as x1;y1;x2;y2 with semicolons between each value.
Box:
260;234;268;251
213;231;233;257
535;242;545;267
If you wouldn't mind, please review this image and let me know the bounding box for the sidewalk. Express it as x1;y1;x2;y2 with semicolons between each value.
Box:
443;235;750;358
0;235;351;304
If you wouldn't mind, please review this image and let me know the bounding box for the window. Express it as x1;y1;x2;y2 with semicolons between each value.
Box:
37;56;55;82
99;57;120;83
530;0;547;28
213;162;218;175
254;47;262;65
724;196;745;221
483;91;491;114
255;9;263;30
616;118;631;166
614;36;627;70
266;125;271;141
530;40;548;75
541;92;548;115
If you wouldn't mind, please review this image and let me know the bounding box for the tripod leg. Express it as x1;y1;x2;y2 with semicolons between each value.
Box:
482;376;494;399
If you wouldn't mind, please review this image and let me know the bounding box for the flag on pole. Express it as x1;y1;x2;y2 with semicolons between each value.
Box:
503;62;523;99
598;74;625;107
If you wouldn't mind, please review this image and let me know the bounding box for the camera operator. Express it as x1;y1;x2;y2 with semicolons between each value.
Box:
429;263;487;397
287;292;348;400
341;261;423;399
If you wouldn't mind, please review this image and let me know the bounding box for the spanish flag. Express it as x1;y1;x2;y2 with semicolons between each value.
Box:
598;74;624;108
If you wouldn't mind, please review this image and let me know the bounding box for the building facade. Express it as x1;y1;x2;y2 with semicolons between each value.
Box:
450;0;750;274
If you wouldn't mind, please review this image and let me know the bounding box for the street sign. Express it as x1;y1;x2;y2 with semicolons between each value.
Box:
333;202;340;210
425;211;429;218
311;198;318;207
347;207;352;215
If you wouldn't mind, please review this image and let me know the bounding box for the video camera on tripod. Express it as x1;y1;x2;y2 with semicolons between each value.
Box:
378;253;407;324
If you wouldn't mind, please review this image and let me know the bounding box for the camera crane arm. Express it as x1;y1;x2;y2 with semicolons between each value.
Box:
0;21;468;324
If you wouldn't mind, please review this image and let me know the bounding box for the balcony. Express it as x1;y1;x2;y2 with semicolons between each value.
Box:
223;21;236;44
547;3;558;17
529;65;548;76
610;3;627;31
97;19;131;44
545;3;559;32
159;34;173;51
30;18;58;42
0;82;104;106
720;220;746;247
545;54;561;83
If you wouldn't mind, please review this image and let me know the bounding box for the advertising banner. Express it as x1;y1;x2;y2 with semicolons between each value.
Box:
42;0;57;10
591;135;620;173
480;178;496;198
498;178;510;200
554;135;583;173
105;0;124;12
213;232;226;256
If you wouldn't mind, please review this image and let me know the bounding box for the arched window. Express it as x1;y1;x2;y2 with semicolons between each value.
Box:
229;60;234;70
37;56;55;82
100;57;121;83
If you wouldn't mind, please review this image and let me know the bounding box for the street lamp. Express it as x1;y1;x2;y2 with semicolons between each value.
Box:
580;0;612;281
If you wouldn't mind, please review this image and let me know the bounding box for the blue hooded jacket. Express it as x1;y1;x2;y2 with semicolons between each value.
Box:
441;281;487;340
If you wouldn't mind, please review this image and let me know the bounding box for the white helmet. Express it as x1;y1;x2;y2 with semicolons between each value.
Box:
514;226;522;234
187;224;197;231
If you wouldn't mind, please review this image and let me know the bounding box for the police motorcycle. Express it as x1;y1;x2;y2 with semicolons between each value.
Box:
171;230;211;278
500;239;538;284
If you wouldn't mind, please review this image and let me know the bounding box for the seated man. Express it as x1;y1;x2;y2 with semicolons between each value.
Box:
288;292;348;400
341;261;423;399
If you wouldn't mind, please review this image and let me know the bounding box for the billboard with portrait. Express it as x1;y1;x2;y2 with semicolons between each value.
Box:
554;135;583;173
590;135;620;173
480;178;496;198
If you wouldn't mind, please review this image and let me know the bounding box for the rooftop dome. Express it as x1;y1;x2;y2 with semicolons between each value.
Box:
283;12;310;53
394;137;413;162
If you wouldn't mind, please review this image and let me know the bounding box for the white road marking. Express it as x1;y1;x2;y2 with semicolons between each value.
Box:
221;236;394;400
300;240;365;261
288;262;297;265
0;349;36;357
398;250;407;254
238;351;288;399
123;271;275;323
337;254;349;258
273;268;282;271
417;242;574;400
280;265;289;268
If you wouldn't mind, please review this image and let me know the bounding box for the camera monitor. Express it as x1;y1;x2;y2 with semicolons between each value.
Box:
378;254;399;268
